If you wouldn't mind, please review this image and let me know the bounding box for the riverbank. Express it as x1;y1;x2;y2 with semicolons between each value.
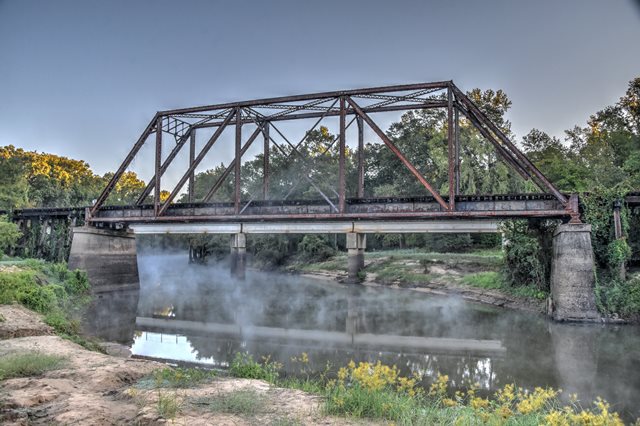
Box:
0;305;357;425
286;249;547;314
1;306;631;425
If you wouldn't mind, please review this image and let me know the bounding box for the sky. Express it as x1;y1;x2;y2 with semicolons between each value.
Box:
1;0;639;184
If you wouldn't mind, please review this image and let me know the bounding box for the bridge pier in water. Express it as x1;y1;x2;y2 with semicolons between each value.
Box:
346;233;366;283
230;233;247;280
68;227;140;293
549;224;599;321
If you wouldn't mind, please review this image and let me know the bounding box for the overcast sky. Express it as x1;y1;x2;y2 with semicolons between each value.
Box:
1;0;639;183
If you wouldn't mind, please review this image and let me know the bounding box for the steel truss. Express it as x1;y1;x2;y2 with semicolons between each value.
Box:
90;81;579;222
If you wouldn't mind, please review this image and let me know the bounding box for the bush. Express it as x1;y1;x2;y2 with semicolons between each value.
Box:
500;220;553;292
152;367;216;388
596;277;640;317
0;215;21;258
298;235;334;262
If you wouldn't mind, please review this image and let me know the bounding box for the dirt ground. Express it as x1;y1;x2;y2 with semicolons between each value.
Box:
0;306;367;425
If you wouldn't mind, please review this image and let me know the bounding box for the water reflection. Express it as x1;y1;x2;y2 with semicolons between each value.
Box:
86;253;640;421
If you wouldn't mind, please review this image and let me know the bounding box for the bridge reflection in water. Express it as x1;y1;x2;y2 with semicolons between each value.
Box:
83;253;640;421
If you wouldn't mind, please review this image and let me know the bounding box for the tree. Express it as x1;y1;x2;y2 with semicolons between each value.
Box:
0;216;21;258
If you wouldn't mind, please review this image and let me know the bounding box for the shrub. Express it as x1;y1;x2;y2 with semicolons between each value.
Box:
298;235;335;262
500;220;553;292
0;215;21;258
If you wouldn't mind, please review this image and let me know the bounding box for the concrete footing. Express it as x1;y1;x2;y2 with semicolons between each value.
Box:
68;227;139;293
230;233;246;280
346;233;366;284
550;224;600;322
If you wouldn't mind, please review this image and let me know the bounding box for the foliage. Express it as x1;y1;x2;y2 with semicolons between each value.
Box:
0;260;93;344
596;277;640;317
500;220;554;292
581;188;631;268
229;352;281;382
297;234;335;261
0;352;67;380
0;216;22;258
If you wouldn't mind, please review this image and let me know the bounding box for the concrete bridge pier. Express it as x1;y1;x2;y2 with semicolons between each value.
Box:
68;227;139;292
346;233;366;283
550;224;600;322
230;233;246;280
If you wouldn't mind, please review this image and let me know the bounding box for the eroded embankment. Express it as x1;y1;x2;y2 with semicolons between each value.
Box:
0;305;357;425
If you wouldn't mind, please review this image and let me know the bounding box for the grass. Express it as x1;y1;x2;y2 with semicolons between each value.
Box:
462;272;548;300
0;352;67;380
152;367;217;388
195;389;267;416
157;390;182;419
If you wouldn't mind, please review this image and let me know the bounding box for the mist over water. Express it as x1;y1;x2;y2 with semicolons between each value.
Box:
85;250;640;421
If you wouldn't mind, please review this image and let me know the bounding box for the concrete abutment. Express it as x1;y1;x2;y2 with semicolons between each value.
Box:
550;224;600;322
68;227;139;293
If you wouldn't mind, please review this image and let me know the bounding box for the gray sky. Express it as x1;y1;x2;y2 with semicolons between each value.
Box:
1;0;639;183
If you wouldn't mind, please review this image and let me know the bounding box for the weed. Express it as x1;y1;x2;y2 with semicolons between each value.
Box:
0;352;66;380
230;352;280;382
195;389;266;416
153;367;216;388
157;390;182;419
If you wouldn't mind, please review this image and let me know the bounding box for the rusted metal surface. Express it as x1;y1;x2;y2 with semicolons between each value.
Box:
447;83;455;211
188;129;196;203
85;81;577;225
154;116;162;216
339;97;346;214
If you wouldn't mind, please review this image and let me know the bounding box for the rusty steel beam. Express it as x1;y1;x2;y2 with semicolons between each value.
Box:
357;116;364;198
157;110;236;216
90;113;158;215
234;108;242;214
89;209;573;224
339;97;346;213
453;85;568;205
159;81;450;116
154;116;163;216
203;125;263;203
193;101;448;129
455;104;531;181
263;123;270;200
346;97;450;211
454;106;460;195
447;84;455;211
136;126;194;206
188;129;196;203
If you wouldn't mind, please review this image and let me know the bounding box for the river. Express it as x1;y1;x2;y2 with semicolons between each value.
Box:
84;253;640;421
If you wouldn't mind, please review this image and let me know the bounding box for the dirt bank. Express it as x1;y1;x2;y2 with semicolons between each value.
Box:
0;306;366;425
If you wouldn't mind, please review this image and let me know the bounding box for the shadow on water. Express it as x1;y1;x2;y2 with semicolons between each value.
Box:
85;252;640;421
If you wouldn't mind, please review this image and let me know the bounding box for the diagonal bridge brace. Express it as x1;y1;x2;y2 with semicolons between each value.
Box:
346;96;450;211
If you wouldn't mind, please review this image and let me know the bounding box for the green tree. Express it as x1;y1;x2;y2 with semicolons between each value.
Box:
0;216;21;258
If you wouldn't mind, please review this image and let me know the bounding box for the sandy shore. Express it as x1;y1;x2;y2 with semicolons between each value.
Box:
0;305;367;425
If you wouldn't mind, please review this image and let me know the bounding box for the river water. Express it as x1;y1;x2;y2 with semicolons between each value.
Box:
85;253;640;421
